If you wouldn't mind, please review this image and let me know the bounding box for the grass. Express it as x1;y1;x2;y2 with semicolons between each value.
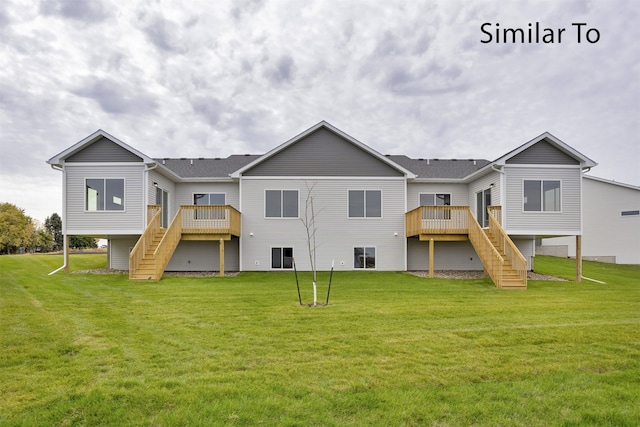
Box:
1;254;639;426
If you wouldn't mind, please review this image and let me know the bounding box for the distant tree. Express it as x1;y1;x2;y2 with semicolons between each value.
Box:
34;225;55;252
0;202;36;254
69;236;98;249
44;213;63;250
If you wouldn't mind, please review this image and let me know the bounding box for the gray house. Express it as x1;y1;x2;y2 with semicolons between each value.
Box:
47;121;598;288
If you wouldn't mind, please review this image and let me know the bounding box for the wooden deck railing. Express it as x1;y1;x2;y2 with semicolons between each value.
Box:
152;208;183;279
467;211;505;288
147;204;161;224
180;205;241;236
488;205;502;226
129;206;162;279
487;211;527;287
406;206;470;237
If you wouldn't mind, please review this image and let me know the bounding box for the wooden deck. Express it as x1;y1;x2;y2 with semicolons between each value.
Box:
130;205;241;281
406;206;527;289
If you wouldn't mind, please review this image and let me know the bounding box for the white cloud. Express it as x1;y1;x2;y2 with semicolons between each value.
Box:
0;0;638;223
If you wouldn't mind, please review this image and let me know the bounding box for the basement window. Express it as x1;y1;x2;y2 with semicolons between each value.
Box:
354;247;376;269
272;247;293;269
621;210;639;216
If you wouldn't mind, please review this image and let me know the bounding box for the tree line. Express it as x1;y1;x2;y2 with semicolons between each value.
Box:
0;202;97;254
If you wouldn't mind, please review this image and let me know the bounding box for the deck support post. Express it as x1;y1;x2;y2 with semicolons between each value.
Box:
576;235;582;282
219;238;225;277
429;238;434;278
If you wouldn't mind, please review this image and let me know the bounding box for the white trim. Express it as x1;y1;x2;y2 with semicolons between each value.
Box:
58;162;150;167
67;229;145;235
503;164;583;169
240;175;406;181
347;189;383;219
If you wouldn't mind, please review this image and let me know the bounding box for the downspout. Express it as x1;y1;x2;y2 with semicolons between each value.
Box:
49;164;67;275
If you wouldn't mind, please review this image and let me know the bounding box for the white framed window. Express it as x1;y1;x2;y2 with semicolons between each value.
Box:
265;190;298;218
420;193;451;220
348;190;382;218
271;247;294;269
85;178;124;211
524;180;561;212
354;246;376;269
194;193;226;219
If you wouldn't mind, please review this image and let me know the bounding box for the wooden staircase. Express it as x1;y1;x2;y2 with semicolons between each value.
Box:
486;232;527;289
129;205;242;281
130;229;166;281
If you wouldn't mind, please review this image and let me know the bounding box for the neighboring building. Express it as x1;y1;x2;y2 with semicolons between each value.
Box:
47;121;598;288
538;175;640;264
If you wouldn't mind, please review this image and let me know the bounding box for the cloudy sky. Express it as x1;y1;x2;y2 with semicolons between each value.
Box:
1;0;638;224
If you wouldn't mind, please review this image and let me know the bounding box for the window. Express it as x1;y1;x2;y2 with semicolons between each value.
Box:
265;190;298;218
86;179;124;211
354;247;376;269
476;189;492;227
194;193;225;219
420;193;451;219
524;180;561;212
272;247;293;269
621;210;640;217
348;190;382;218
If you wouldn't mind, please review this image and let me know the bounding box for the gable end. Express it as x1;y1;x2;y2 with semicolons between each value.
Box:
66;136;143;163
243;127;403;177
506;140;579;165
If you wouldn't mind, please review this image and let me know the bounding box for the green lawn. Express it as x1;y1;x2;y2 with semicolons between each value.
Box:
1;254;639;426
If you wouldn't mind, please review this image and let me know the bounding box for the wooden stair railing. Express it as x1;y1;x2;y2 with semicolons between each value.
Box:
129;206;162;280
151;207;184;281
467;208;505;288
487;210;527;288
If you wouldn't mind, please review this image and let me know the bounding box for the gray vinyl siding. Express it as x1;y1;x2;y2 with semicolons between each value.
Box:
147;170;177;221
108;236;139;270
166;238;240;271
506;140;579;165
66;137;143;163
240;178;406;271
504;166;582;235
407;238;484;270
468;171;502;220
243;128;403;177
406;183;469;210
513;238;535;270
65;164;146;234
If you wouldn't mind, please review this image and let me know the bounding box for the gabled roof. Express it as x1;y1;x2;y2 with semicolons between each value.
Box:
493;132;597;168
47;129;155;166
388;155;491;180
230;121;416;178
157;155;261;178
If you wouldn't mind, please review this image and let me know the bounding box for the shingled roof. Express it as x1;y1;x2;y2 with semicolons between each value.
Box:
156;153;491;179
387;155;491;179
156;154;261;178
